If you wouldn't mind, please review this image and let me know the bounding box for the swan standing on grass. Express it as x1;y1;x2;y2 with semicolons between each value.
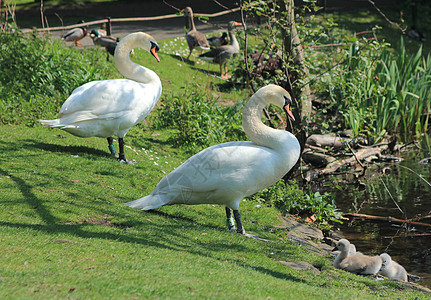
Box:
40;32;162;164
332;239;382;275
379;253;408;281
126;85;300;237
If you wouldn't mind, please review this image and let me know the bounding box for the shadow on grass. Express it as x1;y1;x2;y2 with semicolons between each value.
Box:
167;53;196;66
0;159;407;291
24;140;112;159
0;158;308;285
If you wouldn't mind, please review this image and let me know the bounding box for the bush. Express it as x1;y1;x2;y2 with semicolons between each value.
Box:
152;89;246;152
0;30;111;126
248;180;342;228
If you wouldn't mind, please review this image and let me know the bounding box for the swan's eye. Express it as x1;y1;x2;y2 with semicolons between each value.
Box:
283;95;292;105
150;41;160;52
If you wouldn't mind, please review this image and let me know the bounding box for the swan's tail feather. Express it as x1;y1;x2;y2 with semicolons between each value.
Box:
39;119;62;128
125;194;169;210
39;119;79;130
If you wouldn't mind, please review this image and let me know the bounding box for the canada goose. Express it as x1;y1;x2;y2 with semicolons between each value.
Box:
126;85;300;236
40;32;162;164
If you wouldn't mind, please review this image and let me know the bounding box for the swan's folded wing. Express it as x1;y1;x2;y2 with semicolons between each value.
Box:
59;79;153;118
151;141;279;197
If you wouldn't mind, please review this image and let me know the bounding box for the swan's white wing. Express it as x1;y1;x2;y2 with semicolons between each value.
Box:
148;141;288;207
59;79;160;122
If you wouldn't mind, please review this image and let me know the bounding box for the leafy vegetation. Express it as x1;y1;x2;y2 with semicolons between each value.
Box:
320;37;431;142
0;30;112;126
152;89;246;152
248;180;343;229
232;1;430;144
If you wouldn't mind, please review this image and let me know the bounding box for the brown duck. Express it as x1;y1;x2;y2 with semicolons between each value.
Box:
62;27;87;47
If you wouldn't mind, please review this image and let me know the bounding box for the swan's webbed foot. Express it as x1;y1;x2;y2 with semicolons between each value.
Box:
119;157;135;165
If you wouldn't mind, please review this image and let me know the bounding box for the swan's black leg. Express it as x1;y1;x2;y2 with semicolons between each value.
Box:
225;207;236;232
233;210;246;234
107;137;117;156
118;138;134;165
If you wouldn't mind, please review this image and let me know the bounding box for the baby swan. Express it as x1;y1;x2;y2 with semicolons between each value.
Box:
333;239;382;275
126;85;300;236
379;253;408;281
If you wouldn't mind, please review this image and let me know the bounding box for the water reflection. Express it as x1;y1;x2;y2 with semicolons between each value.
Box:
334;152;431;288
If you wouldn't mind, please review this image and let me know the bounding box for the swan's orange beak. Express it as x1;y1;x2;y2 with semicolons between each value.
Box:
234;22;242;26
283;103;295;121
151;46;160;62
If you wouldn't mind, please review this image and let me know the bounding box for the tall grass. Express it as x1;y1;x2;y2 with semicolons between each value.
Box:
326;38;431;142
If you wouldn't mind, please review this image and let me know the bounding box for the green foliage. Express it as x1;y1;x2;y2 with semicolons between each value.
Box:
321;37;431;142
0;30;111;125
248;180;342;228
152;89;246;152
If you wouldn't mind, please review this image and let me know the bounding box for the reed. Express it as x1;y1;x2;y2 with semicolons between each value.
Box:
329;38;430;142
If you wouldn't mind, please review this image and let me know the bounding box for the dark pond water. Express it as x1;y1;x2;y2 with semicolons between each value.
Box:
333;146;431;288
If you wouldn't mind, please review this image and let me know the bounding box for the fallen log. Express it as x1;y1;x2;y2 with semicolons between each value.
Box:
306;146;385;181
343;213;431;229
306;134;351;149
302;149;337;167
382;233;431;238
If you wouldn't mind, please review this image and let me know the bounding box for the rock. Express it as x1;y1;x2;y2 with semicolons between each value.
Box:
276;215;333;255
278;260;320;274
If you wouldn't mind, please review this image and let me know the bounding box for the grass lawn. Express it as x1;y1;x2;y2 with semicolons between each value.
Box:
1;125;428;299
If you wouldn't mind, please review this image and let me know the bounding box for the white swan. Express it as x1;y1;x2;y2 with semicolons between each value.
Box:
379;253;408;281
333;239;382;275
40;32;162;164
126;84;300;235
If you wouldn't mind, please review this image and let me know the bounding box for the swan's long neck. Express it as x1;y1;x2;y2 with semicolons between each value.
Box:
243;94;293;150
114;34;159;84
228;31;239;52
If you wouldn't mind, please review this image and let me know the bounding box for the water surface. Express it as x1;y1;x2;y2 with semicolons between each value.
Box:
334;149;431;288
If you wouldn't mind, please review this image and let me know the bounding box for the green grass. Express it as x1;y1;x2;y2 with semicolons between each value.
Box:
1;125;428;299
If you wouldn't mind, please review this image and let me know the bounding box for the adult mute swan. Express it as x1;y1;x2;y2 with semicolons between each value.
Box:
379;253;408;281
40;32;162;164
332;239;382;275
126;84;300;236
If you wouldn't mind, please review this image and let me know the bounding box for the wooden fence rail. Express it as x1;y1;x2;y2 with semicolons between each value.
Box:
21;6;241;33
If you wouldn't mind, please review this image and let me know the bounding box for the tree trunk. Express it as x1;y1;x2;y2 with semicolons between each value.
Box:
280;0;312;121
